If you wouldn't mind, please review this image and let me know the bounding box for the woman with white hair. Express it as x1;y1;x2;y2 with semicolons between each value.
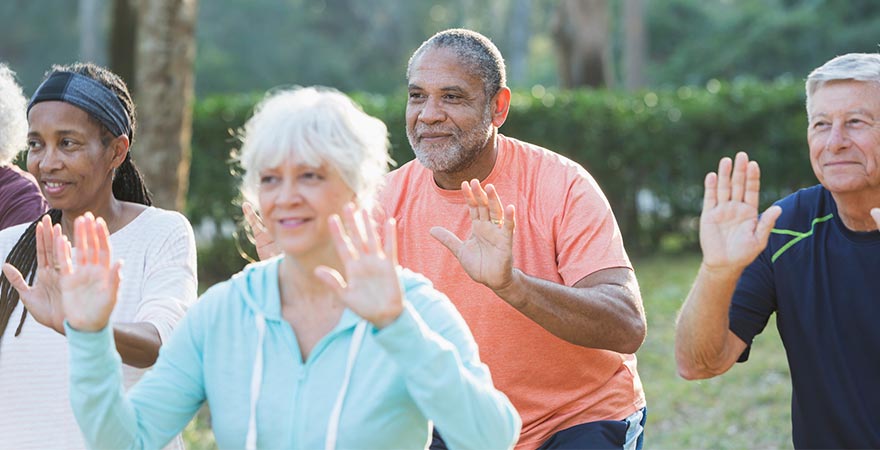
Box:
0;63;46;229
59;86;521;450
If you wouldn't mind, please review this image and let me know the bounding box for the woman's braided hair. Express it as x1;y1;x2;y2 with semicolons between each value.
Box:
0;63;152;340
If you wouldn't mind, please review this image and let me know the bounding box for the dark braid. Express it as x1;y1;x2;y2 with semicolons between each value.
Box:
0;62;151;342
0;209;62;339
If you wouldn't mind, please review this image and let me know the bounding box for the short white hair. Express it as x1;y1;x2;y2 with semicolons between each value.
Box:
806;53;880;114
0;63;28;166
237;86;393;210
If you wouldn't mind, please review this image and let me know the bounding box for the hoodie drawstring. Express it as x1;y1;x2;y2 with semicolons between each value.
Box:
325;320;368;450
246;311;267;450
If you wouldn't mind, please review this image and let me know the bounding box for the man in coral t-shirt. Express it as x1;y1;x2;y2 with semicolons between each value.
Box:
379;29;648;450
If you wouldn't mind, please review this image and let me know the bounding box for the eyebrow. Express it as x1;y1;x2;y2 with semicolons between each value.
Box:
408;83;468;94
810;109;876;120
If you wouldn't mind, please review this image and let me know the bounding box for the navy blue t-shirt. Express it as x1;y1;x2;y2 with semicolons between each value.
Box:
729;184;880;449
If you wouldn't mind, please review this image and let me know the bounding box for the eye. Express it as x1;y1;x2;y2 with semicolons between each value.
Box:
442;94;463;102
300;171;324;182
259;174;278;185
847;118;866;127
811;120;830;130
26;139;43;151
408;92;426;102
60;138;78;149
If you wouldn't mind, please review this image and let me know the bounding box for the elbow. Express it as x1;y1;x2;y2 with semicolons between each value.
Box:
674;348;726;381
613;311;647;355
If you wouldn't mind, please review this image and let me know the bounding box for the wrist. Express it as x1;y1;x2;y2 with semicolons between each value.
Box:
699;262;746;281
492;269;526;308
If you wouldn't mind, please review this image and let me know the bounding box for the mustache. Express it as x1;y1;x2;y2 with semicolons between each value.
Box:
411;124;457;137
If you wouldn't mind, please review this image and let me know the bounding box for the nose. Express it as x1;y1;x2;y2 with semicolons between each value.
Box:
276;178;303;206
418;97;446;125
825;121;850;153
37;147;64;173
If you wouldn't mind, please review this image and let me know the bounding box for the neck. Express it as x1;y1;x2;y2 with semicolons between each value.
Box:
59;196;125;238
278;249;343;307
830;190;880;231
432;130;499;190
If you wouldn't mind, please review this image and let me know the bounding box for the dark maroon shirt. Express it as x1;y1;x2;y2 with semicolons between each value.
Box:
0;165;47;230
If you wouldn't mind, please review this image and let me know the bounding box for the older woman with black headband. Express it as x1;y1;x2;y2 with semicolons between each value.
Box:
0;63;197;450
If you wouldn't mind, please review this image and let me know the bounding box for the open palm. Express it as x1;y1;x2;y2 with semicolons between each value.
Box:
56;213;122;333
700;152;781;271
315;206;403;329
430;180;516;291
1;215;66;334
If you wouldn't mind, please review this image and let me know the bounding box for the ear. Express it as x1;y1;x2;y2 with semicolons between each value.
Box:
490;87;511;128
108;135;130;170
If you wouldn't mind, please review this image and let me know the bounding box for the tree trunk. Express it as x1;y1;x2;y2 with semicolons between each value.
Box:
133;0;198;211
78;0;103;64
623;0;647;90
551;0;613;88
506;0;531;87
109;0;137;91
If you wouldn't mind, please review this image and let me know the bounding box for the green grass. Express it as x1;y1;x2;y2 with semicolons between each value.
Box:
634;253;792;449
183;253;793;449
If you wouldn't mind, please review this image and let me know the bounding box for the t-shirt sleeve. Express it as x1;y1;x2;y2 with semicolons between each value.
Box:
135;212;198;344
0;176;47;230
729;249;777;362
555;168;632;285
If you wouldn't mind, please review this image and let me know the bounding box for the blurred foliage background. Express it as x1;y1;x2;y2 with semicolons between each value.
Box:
3;0;879;447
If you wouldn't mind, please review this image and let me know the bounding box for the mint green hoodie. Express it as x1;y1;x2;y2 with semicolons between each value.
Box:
67;257;520;450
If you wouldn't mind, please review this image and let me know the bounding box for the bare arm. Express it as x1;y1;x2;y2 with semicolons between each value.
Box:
675;264;748;379
495;266;645;353
674;152;781;380
113;322;162;368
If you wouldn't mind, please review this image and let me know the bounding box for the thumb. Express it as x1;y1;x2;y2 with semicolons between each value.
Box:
755;205;782;244
429;227;463;256
314;266;346;297
2;263;30;296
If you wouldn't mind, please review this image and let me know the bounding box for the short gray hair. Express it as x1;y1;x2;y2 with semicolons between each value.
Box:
237;87;393;211
806;53;880;113
0;63;28;166
407;28;507;99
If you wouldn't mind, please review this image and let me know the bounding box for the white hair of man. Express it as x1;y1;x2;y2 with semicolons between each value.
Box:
0;63;28;166
237;86;393;211
806;52;880;114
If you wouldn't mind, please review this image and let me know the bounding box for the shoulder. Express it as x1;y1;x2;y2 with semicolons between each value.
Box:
0;222;31;261
134;207;194;231
770;185;831;229
498;134;600;193
380;159;431;208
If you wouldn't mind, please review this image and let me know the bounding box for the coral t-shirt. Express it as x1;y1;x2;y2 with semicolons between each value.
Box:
380;134;645;448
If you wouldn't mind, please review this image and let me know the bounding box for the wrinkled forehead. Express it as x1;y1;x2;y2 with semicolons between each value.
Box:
809;80;880;116
409;47;485;92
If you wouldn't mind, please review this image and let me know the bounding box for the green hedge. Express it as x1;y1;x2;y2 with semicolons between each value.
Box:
188;78;813;259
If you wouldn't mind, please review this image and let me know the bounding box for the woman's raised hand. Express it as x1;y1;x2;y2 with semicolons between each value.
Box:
55;213;123;332
2;215;67;334
315;204;403;329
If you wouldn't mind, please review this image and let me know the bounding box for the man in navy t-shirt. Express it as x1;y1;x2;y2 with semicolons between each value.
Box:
675;52;880;449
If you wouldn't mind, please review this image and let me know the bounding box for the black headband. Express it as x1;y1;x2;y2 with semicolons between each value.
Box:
27;71;131;139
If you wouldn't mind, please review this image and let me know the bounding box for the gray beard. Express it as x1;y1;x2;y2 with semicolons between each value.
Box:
408;110;493;174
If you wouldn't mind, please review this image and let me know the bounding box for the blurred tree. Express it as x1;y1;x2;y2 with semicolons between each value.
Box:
623;0;646;90
506;0;532;86
78;0;104;64
109;0;137;90
551;0;613;88
134;0;199;211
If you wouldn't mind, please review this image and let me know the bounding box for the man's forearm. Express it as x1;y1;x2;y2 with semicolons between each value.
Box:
494;267;646;353
674;264;746;379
